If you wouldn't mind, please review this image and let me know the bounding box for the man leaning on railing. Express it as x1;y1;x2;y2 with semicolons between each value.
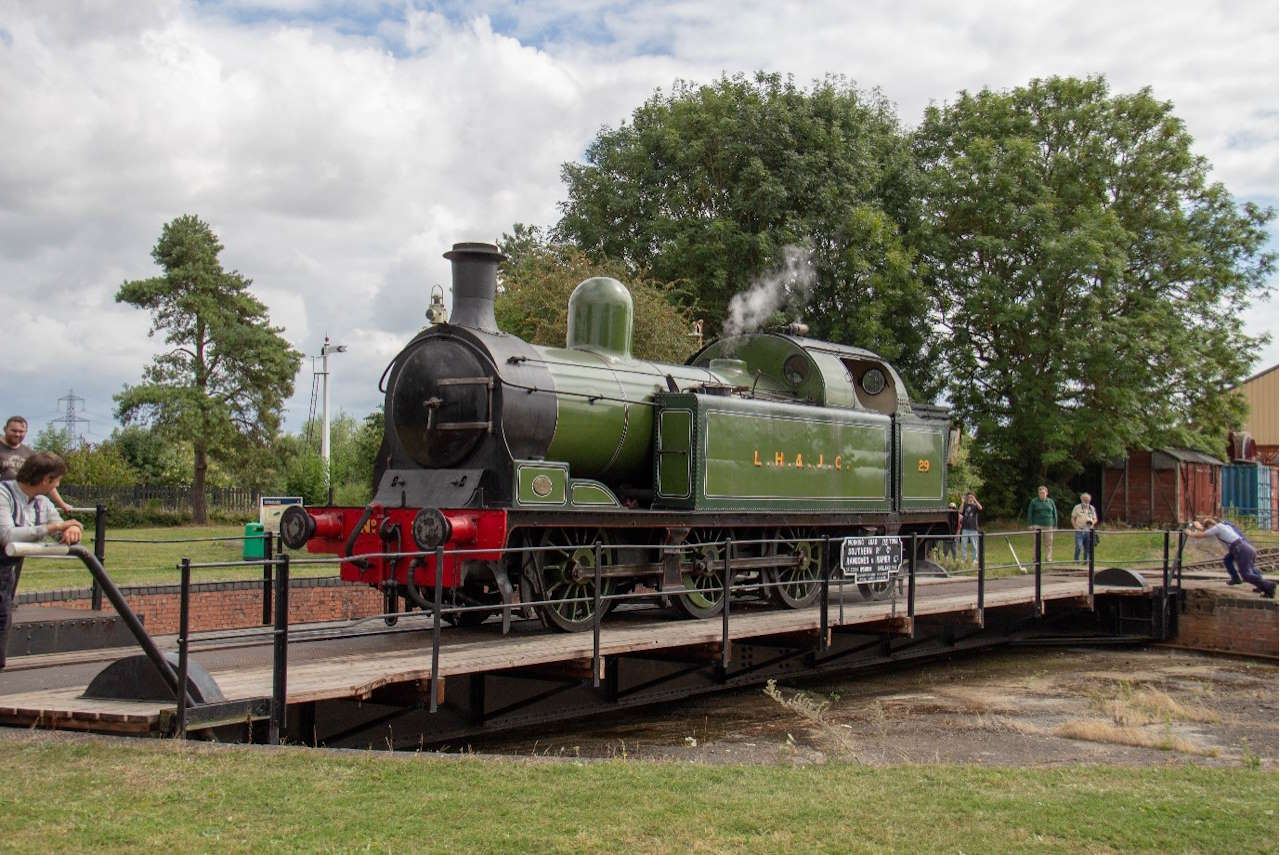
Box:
0;452;82;670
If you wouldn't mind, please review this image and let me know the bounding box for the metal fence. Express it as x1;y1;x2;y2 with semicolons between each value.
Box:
58;485;260;512
16;523;1211;744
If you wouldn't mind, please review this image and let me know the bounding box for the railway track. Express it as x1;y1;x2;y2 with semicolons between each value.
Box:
1171;547;1278;576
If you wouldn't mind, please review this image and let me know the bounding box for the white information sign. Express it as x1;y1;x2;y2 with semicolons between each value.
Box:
260;496;304;533
840;536;903;583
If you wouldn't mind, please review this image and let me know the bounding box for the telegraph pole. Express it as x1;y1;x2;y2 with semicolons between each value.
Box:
319;337;347;505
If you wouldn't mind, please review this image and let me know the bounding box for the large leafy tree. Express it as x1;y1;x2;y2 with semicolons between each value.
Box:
115;215;302;522
912;77;1275;514
555;72;938;397
496;225;698;364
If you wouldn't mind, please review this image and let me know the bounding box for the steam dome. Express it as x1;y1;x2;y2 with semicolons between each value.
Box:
566;277;634;358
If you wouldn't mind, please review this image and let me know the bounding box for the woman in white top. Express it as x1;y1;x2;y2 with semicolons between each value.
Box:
1185;516;1274;598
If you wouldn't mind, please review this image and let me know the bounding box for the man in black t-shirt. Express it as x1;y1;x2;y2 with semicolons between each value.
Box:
0;417;32;482
0;417;71;512
959;492;983;562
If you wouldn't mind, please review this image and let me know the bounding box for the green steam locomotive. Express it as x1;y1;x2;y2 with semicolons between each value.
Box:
281;242;953;631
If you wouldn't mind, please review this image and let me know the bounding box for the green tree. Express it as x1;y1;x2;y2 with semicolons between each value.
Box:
554;72;937;395
276;409;385;506
348;408;384;497
115;215;302;522
912;76;1275;514
283;452;327;505
111;425;193;485
33;425;74;457
62;442;139;488
496;226;697;364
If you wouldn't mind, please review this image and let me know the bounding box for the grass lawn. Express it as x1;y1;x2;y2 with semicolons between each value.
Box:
0;735;1274;854
15;525;334;593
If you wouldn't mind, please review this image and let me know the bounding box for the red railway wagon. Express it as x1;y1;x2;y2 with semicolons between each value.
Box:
1101;447;1223;527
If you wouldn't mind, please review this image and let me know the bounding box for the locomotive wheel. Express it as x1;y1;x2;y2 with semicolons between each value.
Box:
857;579;895;601
859;544;917;601
672;528;732;619
766;527;824;609
442;608;492;628
405;585;496;626
531;528;616;632
442;585;501;627
857;563;900;602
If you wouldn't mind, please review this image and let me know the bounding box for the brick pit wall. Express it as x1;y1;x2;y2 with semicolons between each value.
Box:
16;578;386;635
1174;588;1278;659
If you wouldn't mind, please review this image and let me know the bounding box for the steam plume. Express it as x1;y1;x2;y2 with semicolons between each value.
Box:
722;245;816;339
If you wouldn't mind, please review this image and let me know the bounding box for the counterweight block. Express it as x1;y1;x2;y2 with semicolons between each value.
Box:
82;652;226;704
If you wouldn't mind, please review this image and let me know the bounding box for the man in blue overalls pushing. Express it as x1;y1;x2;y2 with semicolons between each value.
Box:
1185;516;1275;599
0;452;83;669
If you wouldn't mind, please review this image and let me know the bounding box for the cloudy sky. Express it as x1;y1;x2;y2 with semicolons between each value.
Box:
1;0;1276;442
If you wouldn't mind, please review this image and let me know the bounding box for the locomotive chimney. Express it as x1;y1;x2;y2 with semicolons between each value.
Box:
443;241;503;333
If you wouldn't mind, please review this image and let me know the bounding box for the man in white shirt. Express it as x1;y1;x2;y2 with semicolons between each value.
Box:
1070;493;1098;563
1185;516;1275;598
0;452;82;669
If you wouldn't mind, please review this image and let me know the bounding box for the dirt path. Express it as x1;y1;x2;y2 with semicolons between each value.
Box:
457;647;1278;767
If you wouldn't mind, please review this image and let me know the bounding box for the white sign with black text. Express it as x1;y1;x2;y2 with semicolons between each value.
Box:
840;536;903;583
260;496;304;533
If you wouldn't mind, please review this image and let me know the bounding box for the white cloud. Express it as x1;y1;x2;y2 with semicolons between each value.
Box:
0;0;1274;439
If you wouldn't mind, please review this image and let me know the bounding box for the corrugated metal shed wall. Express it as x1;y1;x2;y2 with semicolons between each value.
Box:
1233;365;1278;463
1222;463;1278;530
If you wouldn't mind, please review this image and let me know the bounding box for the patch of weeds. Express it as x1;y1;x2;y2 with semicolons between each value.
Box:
1053;719;1218;757
973;715;1044;736
763;679;859;761
866;699;890;739
1088;680;1221;728
763;679;832;719
935;686;1002;715
1239;738;1260;770
1131;688;1220;724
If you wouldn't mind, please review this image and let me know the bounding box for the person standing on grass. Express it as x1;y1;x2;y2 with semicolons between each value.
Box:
0;453;82;670
0;416;72;513
959;492;982;562
1071;493;1098;563
1185;517;1275;598
1026;485;1058;563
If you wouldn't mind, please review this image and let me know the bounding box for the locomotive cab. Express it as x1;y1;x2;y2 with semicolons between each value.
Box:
690;334;912;416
